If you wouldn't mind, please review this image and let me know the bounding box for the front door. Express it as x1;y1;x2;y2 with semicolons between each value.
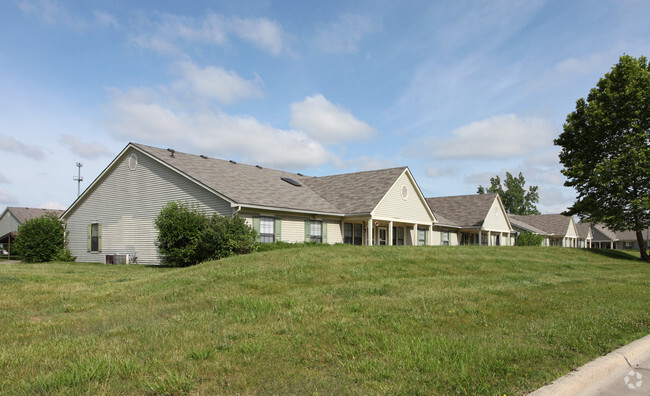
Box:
378;227;387;245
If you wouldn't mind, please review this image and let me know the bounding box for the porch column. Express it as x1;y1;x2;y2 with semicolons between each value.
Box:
367;219;373;246
413;224;418;246
478;231;482;246
488;231;492;246
428;224;433;246
388;221;393;246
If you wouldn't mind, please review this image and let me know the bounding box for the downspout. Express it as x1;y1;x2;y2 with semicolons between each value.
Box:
232;205;242;218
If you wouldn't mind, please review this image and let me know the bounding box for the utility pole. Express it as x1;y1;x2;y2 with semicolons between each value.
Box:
74;162;83;197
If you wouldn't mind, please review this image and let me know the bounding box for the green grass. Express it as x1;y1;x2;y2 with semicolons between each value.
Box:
0;246;648;395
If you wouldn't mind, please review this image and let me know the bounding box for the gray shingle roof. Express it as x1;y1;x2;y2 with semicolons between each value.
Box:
590;223;650;241
3;207;64;223
301;167;407;214
509;216;550;235
509;214;573;236
425;194;498;228
575;222;592;239
134;143;407;215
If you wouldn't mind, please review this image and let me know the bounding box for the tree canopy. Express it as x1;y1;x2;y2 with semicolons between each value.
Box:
13;213;74;263
555;54;650;261
477;172;540;215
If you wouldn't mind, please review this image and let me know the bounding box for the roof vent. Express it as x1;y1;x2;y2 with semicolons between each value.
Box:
229;160;237;164
281;177;302;187
256;165;263;169
167;148;175;158
200;155;207;159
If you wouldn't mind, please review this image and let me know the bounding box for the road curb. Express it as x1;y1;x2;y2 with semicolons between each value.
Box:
529;334;650;396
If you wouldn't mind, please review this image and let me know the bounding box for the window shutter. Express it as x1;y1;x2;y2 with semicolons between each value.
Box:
87;224;91;252
98;224;103;252
322;221;328;244
304;220;310;242
274;218;281;242
252;216;260;233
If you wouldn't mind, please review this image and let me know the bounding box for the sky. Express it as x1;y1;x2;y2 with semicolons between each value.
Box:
1;0;649;214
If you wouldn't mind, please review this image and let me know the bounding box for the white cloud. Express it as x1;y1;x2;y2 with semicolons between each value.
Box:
17;0;87;29
290;94;376;144
38;201;67;210
132;12;288;56
94;10;119;28
0;134;44;159
431;114;556;159
229;16;286;55
173;62;263;105
104;88;331;169
314;14;379;54
0;188;18;206
60;135;112;158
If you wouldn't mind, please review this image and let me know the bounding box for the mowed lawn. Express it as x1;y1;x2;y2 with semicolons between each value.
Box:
0;246;648;395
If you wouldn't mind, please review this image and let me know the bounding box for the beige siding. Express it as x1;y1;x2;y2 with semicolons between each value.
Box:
373;171;433;225
242;211;343;245
327;221;343;244
65;148;232;265
280;217;306;243
565;221;578;238
481;199;512;233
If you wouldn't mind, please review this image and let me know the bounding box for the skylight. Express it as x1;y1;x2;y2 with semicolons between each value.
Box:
281;177;301;187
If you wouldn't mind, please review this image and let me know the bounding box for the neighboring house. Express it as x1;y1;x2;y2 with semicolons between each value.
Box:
590;223;650;250
62;143;436;265
0;207;64;258
509;214;579;247
425;194;515;246
576;223;593;248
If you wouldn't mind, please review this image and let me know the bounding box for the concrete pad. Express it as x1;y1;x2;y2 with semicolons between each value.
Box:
529;334;650;395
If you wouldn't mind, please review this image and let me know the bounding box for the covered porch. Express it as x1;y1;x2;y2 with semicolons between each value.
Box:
459;228;514;246
342;216;433;246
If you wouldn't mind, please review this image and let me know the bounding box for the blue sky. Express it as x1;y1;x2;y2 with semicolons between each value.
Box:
1;0;649;213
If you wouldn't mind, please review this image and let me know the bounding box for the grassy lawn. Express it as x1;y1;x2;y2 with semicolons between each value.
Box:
0;246;648;395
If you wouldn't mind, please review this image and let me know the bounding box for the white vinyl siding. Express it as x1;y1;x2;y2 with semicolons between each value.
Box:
64;149;231;265
0;212;21;239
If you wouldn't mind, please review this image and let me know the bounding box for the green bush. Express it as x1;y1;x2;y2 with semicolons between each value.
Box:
13;214;69;263
516;231;544;246
155;201;258;267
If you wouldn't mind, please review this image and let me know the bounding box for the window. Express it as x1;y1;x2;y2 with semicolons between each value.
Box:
418;229;427;246
354;224;362;245
344;223;353;244
344;223;363;245
310;221;322;243
442;231;449;246
259;217;275;243
89;223;101;252
393;227;404;245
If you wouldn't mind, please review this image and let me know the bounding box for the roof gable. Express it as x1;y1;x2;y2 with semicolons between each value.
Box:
3;207;64;223
426;194;500;228
302;167;408;215
509;214;574;237
64;143;420;218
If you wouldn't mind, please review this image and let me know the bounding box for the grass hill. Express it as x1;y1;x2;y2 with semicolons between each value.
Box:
0;245;648;395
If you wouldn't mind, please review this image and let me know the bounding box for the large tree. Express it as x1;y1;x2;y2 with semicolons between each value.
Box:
477;171;540;215
555;54;650;261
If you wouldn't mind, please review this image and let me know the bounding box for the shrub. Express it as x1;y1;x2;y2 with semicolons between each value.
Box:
155;202;207;267
13;214;69;263
155;201;258;267
516;231;544;246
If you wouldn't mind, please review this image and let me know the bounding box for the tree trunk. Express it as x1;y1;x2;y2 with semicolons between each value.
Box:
636;230;649;262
